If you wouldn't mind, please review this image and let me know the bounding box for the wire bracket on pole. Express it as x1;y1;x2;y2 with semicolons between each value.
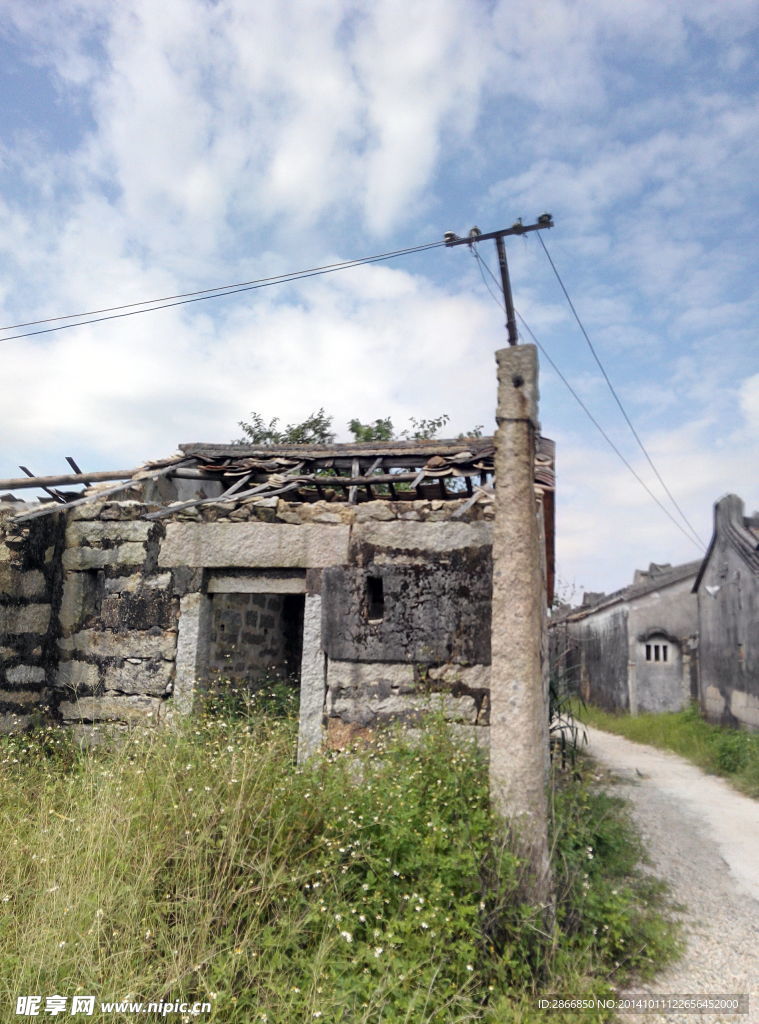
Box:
443;214;554;345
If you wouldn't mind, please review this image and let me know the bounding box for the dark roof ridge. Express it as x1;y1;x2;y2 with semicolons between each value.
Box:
565;558;701;620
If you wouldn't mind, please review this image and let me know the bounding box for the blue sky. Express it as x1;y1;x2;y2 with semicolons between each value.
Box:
1;0;757;596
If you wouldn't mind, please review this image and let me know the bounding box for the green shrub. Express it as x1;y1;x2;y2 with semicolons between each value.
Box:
0;707;678;1023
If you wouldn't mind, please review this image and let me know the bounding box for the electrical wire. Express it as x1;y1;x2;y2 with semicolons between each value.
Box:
0;239;446;343
471;246;705;553
537;233;706;548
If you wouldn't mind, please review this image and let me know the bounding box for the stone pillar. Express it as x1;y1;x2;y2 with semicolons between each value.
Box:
173;592;212;716
297;593;326;763
490;344;551;902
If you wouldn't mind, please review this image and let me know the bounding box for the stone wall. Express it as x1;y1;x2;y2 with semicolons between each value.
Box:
208;591;304;685
54;502;180;738
0;506;64;732
1;491;497;750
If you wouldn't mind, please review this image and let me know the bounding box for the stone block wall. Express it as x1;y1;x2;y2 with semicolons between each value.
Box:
53;502;179;736
0;506;64;732
208;592;300;684
1;491;497;750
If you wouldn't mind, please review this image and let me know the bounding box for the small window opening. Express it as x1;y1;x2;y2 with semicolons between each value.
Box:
645;641;669;663
366;576;384;621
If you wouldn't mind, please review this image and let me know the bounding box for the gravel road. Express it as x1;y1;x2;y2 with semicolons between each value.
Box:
583;726;759;1024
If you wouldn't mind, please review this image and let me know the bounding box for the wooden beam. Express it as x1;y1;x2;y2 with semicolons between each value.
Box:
0;467;160;490
12;460;196;523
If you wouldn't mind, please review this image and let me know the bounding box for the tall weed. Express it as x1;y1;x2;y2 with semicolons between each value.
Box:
0;702;678;1023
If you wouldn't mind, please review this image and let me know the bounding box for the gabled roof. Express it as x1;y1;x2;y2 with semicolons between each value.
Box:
558;558;701;623
693;494;759;592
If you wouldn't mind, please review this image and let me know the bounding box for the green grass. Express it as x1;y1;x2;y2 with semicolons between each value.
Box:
0;695;680;1023
576;702;759;799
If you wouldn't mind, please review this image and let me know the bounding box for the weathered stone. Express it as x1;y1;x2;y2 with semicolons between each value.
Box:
326;717;373;749
327;660;416;696
354;502;397;522
58;693;162;724
6;664;45;685
297;594;326;764
104;574;145;594
66;521;153;545
159;522;350;569
0;603;51;634
427;664;491;690
207;572;306;594
69;723;127;747
58;629;176;660
310;511;343;524
0;687;46;707
0;711;34;734
0;566;46;599
322;557;491;665
62;543;146;570
330;692;478;726
56;660;101;692
100;590;174;631
275;505;303;524
174;593;212;714
102;659;173;696
353;520;491;556
59;571;103;634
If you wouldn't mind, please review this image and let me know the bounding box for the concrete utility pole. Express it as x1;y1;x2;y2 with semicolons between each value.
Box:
490;344;552;905
444;214;553;345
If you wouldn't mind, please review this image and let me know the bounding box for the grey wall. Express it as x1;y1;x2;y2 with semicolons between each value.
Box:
575;605;630;712
0;507;65;731
698;512;759;729
627;577;697;713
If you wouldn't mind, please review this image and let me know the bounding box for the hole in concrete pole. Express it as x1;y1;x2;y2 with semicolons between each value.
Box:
512;374;524;387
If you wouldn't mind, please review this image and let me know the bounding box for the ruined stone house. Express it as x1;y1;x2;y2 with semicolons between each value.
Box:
0;436;555;757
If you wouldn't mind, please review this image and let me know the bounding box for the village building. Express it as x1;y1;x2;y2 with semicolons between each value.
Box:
550;559;701;715
551;492;759;733
693;494;759;730
0;434;556;756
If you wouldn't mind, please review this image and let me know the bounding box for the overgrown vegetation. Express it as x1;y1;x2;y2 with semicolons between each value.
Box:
0;697;678;1023
577;702;759;799
236;408;484;445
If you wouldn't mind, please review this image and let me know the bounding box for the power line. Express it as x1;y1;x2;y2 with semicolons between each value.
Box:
537;234;706;548
0;239;446;343
471;246;705;552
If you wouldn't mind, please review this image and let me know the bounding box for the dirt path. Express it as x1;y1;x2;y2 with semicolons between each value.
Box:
583;726;759;1024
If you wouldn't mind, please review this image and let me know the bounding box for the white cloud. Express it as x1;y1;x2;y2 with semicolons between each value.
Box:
0;0;756;597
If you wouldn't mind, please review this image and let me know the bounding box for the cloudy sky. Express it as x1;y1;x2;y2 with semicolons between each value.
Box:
1;0;757;596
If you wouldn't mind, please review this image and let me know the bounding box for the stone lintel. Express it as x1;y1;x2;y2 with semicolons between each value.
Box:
353;520;491;555
159;523;350;569
208;572;307;594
